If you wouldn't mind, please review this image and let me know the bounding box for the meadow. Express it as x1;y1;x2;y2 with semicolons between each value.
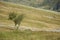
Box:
0;1;60;29
0;1;60;40
0;27;60;40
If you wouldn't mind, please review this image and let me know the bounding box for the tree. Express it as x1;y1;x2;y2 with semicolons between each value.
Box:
9;12;16;20
8;12;24;30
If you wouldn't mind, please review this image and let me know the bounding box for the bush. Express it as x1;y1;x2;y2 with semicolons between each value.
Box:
8;12;24;30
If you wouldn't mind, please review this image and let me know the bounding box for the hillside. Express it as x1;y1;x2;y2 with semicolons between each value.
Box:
0;28;60;40
0;0;60;11
0;1;60;30
0;0;44;7
0;0;60;12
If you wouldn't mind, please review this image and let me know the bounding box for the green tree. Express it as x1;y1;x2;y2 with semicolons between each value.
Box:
9;12;16;20
8;12;24;30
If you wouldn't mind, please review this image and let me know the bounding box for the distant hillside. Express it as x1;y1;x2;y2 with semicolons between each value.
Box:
0;1;60;30
0;0;44;7
0;0;60;12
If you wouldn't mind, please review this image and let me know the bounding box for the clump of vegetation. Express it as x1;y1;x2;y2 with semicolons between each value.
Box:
8;12;24;30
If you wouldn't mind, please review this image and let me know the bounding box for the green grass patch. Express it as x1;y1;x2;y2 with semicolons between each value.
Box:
0;30;60;40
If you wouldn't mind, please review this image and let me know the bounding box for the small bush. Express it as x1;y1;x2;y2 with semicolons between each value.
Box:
8;12;24;30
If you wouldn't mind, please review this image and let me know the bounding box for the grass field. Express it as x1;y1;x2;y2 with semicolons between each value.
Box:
0;1;60;40
0;1;60;29
0;27;60;40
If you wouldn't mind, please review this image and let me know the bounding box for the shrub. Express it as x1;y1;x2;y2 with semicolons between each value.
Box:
8;12;24;30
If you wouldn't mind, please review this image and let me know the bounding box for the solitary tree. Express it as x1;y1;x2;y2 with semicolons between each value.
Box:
8;12;24;30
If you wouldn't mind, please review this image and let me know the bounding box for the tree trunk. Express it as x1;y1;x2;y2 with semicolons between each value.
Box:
16;25;20;30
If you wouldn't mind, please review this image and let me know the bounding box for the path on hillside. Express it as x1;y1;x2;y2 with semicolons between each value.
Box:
0;23;60;32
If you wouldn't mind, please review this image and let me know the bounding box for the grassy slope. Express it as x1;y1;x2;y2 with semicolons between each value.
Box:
0;1;60;40
0;1;60;29
0;27;60;40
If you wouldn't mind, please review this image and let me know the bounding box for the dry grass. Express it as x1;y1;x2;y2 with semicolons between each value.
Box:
0;2;60;40
0;1;60;29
